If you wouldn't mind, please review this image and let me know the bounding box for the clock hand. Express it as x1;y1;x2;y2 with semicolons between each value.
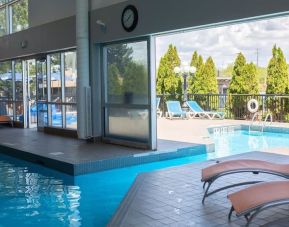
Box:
125;14;132;22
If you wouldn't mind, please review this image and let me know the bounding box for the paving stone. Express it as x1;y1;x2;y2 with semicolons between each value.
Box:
109;152;289;227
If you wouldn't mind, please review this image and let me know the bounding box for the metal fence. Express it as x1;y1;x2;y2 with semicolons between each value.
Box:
157;94;289;122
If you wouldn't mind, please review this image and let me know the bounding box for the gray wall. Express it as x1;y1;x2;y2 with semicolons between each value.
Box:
91;0;127;10
0;17;75;61
29;0;75;27
91;0;289;43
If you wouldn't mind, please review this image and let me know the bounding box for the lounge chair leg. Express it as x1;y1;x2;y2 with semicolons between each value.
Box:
202;181;212;204
228;206;234;221
203;182;207;189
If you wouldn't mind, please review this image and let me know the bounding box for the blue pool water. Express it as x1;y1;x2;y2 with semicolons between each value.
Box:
1;129;289;226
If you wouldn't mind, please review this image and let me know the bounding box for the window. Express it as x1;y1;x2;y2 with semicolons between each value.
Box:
11;0;28;33
0;61;12;100
0;0;29;37
0;7;7;37
64;51;77;129
104;40;150;142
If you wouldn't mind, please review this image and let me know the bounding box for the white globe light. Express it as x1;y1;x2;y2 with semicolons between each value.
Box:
184;65;190;73
174;67;181;74
189;66;196;74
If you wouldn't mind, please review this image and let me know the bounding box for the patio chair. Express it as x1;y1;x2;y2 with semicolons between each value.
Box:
0;115;13;127
201;159;289;203
165;101;188;119
156;97;162;118
186;100;225;119
228;181;289;226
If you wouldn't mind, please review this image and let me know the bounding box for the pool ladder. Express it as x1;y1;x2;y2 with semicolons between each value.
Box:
249;113;272;133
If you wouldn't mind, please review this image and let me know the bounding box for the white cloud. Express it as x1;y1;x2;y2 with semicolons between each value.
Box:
156;16;289;69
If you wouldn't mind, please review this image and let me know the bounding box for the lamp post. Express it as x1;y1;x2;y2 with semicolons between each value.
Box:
174;62;196;102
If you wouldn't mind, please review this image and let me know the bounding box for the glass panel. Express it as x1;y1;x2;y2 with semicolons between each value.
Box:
0;7;7;37
50;103;62;127
50;53;61;102
37;102;47;127
0;61;12;100
36;60;47;101
11;0;29;33
106;107;149;141
27;60;37;128
14;60;23;101
15;101;23;122
64;51;77;103
0;1;7;6
106;41;148;105
65;104;77;129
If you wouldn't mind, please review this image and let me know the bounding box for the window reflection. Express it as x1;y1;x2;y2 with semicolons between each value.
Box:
0;7;7;37
11;0;29;33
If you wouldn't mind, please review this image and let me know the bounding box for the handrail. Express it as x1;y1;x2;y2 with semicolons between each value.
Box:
262;113;273;132
249;112;260;132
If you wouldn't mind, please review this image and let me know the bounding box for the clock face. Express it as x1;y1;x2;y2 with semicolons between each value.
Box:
122;5;138;32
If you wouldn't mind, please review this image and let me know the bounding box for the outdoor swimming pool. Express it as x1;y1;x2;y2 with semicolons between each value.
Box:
1;128;289;226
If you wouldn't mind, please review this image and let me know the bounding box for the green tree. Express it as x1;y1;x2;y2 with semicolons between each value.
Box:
228;53;259;119
266;45;288;94
188;56;217;94
107;64;122;98
228;53;246;94
190;51;199;68
107;43;133;75
266;45;289;121
156;44;182;96
123;61;148;96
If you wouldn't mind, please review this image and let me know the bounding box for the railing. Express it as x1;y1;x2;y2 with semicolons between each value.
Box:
157;93;289;123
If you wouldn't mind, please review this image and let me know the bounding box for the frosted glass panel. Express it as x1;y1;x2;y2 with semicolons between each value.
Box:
106;108;149;141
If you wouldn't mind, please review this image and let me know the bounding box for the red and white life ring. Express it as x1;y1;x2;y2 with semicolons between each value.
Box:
247;99;259;113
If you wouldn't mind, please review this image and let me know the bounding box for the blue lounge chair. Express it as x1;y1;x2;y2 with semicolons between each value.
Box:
186;100;225;119
156;97;162;118
166;101;188;119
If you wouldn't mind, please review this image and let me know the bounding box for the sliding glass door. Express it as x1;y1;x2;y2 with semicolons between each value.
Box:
103;38;156;149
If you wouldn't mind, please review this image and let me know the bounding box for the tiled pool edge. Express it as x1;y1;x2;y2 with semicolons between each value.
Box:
0;144;74;174
108;174;146;227
0;142;213;175
74;143;213;175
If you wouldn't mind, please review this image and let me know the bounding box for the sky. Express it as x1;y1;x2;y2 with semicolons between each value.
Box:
155;15;289;69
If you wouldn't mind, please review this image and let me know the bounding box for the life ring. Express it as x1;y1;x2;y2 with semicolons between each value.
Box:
247;99;259;113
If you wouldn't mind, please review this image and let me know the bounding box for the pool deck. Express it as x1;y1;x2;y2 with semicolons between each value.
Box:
109;151;289;227
0;119;212;175
0;119;289;175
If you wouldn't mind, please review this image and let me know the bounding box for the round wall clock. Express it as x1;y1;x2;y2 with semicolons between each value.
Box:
121;5;138;32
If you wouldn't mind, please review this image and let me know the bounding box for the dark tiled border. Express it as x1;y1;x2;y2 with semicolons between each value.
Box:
0;142;211;175
74;144;210;175
0;144;74;174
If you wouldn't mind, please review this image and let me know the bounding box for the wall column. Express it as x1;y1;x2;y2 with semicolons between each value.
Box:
76;0;92;139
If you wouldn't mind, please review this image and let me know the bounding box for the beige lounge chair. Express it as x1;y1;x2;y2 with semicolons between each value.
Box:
0;115;13;127
228;181;289;226
201;159;289;203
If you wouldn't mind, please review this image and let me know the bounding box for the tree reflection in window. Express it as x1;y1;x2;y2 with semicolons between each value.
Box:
12;0;29;33
0;7;7;37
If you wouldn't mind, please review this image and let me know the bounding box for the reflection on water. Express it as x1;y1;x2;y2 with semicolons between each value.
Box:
0;152;210;227
0;157;81;227
211;130;289;159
